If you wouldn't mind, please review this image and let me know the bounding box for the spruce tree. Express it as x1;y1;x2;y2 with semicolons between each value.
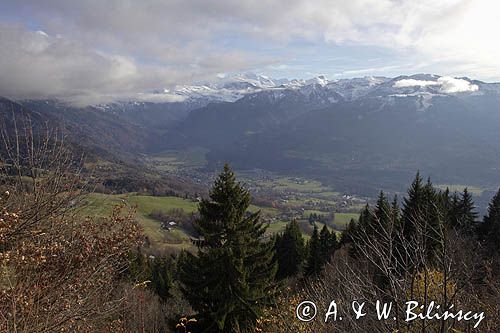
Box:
274;220;306;279
319;225;338;266
402;172;425;240
457;188;478;232
445;192;461;228
305;225;322;276
178;164;277;332
390;195;401;228
422;178;442;257
401;174;443;262
358;204;373;235
150;256;173;301
345;205;372;258
341;218;358;245
482;188;500;249
374;191;391;231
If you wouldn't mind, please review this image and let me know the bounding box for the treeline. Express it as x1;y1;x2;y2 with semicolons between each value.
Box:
147;169;500;332
343;173;499;255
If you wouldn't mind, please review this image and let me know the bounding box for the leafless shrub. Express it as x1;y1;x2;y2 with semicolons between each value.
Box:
0;111;142;332
278;204;491;332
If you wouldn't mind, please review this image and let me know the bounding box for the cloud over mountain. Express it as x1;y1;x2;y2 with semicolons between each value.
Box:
0;0;498;104
394;76;479;93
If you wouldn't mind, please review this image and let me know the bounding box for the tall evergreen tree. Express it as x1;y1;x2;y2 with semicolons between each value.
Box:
178;164;277;332
482;188;500;249
345;204;373;258
402;172;425;240
390;195;401;228
341;218;358;246
319;225;337;265
374;191;391;231
456;188;478;232
358;204;373;235
150;256;173;301
401;174;443;261
422;178;442;257
274;220;306;280
445;192;461;228
305;225;322;276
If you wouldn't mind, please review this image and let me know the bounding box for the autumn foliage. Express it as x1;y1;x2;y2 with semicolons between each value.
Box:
0;118;142;332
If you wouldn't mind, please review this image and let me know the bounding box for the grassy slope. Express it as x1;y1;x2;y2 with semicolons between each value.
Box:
334;213;360;226
82;193;283;252
82;193;196;251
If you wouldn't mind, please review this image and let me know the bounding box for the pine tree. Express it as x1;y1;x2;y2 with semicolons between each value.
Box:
178;164;277;332
305;225;322;276
456;188;478;232
401;174;444;262
274;220;306;280
422;178;442;257
390;195;401;228
150;256;173;301
482;188;500;249
358;204;373;235
341;218;358;245
319;225;337;266
126;248;151;283
402;172;425;240
374;191;391;231
345;205;372;258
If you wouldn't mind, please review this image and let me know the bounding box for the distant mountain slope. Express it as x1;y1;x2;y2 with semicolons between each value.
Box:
5;73;500;195
160;75;500;194
0;97;90;159
16;100;157;160
0;97;203;196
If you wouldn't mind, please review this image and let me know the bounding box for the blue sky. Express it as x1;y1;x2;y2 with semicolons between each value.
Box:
0;0;499;103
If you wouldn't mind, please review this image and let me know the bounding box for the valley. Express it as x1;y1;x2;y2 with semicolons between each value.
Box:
82;146;365;252
4;75;498;253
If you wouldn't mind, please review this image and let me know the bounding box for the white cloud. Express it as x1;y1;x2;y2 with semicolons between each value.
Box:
437;76;478;93
0;0;498;103
393;76;479;93
133;93;188;103
0;24;271;105
394;79;440;88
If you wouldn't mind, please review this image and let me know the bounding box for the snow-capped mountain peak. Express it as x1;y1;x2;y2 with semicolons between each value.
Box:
305;75;329;86
134;74;497;111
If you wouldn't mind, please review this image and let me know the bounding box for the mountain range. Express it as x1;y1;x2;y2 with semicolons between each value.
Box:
155;74;500;194
2;73;500;196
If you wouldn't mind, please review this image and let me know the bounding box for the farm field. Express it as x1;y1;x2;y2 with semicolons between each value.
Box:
81;190;356;252
436;184;486;196
146;147;209;172
333;213;360;227
80;159;366;253
82;192;287;252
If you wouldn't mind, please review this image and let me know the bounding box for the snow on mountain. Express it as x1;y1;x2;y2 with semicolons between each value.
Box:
105;74;498;112
305;75;329;86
